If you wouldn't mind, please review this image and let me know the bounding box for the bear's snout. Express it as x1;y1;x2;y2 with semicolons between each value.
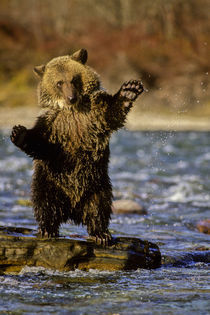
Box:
67;95;77;104
62;82;78;105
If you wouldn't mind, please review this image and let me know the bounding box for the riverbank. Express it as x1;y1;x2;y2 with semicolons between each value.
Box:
1;105;210;131
127;107;210;131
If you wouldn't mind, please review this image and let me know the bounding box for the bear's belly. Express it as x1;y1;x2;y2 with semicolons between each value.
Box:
32;159;110;203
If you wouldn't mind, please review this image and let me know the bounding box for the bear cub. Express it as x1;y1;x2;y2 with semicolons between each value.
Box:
11;49;144;244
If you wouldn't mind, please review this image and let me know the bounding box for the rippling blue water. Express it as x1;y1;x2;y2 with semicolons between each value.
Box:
0;129;209;314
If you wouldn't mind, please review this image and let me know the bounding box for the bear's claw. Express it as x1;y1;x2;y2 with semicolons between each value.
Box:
119;79;144;102
89;231;112;247
38;228;59;238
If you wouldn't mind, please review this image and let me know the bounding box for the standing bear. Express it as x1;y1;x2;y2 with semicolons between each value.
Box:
10;49;144;244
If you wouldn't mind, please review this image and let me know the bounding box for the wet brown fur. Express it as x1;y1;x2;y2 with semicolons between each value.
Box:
10;49;144;243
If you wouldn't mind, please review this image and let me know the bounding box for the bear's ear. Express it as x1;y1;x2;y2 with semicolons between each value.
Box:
33;65;46;78
70;49;88;64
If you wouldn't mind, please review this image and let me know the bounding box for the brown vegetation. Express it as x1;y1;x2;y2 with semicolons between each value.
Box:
0;0;209;116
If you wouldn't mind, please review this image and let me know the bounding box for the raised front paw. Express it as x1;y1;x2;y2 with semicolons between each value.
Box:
119;80;144;102
10;125;27;148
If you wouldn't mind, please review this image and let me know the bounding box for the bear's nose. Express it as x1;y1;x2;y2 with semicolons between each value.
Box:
67;95;77;104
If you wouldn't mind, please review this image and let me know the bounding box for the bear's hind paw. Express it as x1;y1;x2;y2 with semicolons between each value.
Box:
89;231;112;247
38;228;59;238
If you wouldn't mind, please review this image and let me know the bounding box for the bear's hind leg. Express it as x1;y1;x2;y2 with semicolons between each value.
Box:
34;205;61;238
34;209;60;238
84;192;112;246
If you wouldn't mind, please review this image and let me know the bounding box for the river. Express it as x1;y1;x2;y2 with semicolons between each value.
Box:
0;129;209;314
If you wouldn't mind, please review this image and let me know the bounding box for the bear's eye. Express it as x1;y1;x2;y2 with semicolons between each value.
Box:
56;81;63;89
71;75;83;90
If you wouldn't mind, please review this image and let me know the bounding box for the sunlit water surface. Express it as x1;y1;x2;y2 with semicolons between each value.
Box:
0;130;209;314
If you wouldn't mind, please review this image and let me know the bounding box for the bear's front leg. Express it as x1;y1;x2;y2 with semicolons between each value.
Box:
117;79;144;108
10;125;27;150
105;79;144;131
10;123;56;160
10;124;39;158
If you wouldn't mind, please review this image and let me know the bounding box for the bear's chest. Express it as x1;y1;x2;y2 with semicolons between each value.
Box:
49;110;110;154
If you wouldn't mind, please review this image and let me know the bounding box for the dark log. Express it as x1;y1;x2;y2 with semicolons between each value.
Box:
0;226;161;274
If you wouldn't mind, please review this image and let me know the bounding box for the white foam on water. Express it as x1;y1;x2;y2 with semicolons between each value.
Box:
196;151;210;164
11;204;31;212
0;177;13;192
112;171;150;181
111;216;145;225
0;156;29;172
19;265;116;277
0;277;19;286
165;180;207;203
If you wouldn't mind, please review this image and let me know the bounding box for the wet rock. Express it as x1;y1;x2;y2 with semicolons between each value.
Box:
194;246;209;251
112;200;147;215
0;226;161;274
196;219;210;234
162;250;210;267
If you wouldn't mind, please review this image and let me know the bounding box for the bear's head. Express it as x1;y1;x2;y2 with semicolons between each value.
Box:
34;49;101;111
